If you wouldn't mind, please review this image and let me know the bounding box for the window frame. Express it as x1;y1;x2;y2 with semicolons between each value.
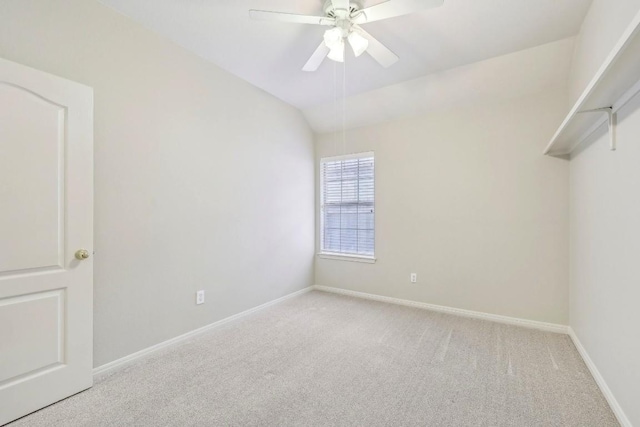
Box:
318;151;376;263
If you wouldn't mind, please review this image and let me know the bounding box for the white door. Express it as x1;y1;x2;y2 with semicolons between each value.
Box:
0;57;93;425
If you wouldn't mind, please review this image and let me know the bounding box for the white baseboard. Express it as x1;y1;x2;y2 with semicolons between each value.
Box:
93;286;313;376
312;285;569;334
568;327;631;427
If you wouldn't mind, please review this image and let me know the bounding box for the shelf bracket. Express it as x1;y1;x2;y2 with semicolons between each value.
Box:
578;107;617;151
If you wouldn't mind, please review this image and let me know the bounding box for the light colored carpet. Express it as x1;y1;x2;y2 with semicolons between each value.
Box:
11;290;617;426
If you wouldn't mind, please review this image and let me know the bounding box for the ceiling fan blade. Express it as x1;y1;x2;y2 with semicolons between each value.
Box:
354;26;399;68
353;0;444;24
249;10;335;26
303;42;330;72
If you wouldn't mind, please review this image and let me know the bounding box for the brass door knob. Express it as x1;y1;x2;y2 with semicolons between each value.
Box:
75;249;90;260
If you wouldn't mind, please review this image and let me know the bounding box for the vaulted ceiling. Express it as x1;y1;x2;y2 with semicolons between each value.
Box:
98;0;592;121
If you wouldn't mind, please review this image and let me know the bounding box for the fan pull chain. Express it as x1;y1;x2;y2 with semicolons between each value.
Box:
342;53;347;155
334;59;338;155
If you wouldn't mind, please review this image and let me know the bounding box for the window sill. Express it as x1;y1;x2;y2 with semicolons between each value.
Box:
317;253;376;264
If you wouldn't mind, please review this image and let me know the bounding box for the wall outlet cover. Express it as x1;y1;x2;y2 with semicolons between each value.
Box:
196;290;205;305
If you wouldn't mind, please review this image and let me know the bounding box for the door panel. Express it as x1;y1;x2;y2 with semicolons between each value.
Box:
0;290;65;383
0;84;65;273
0;57;93;425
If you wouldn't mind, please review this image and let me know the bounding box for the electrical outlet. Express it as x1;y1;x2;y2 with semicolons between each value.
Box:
410;273;417;283
196;290;205;305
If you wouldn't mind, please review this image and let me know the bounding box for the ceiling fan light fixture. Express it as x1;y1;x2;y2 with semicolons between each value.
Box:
327;38;345;62
347;30;368;57
323;27;343;49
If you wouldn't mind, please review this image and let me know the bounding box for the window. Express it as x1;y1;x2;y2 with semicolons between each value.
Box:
320;152;375;259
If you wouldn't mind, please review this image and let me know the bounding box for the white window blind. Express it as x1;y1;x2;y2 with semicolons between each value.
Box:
321;153;375;257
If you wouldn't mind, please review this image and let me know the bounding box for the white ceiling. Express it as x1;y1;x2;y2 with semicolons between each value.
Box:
98;0;592;110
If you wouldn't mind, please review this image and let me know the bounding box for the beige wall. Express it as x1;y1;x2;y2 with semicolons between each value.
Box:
568;1;640;425
569;92;640;427
315;89;570;324
0;0;315;367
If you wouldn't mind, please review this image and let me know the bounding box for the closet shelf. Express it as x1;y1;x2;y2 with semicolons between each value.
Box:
544;10;640;157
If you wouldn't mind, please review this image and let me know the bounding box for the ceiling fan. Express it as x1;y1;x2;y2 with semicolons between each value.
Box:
249;0;444;71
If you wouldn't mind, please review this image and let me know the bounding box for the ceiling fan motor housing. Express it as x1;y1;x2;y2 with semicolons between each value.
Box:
324;0;362;20
324;0;363;37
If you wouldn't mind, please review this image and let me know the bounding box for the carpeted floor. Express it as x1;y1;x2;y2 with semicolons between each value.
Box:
11;290;618;426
